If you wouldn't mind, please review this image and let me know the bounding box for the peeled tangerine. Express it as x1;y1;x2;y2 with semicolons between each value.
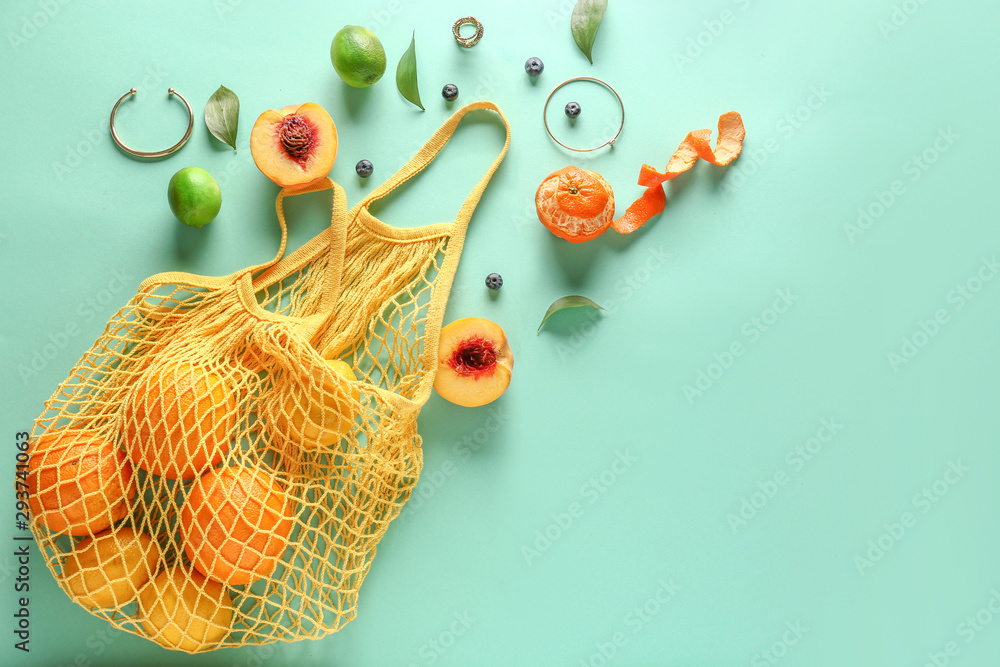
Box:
270;359;360;450
536;166;615;243
250;103;338;190
434;318;513;407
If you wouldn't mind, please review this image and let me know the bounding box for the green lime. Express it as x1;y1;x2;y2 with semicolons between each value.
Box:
331;25;386;88
167;167;221;228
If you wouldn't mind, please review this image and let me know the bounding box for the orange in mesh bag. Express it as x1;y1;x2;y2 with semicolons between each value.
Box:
28;101;511;652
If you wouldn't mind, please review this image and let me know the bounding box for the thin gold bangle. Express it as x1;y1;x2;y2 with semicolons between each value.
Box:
543;77;625;153
452;17;483;48
109;88;194;159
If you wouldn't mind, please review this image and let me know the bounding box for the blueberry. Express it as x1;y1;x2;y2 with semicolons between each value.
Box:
442;84;459;101
524;57;544;77
355;159;373;178
485;273;503;290
565;102;581;118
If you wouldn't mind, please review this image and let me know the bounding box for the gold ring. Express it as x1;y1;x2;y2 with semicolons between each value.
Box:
109;88;194;159
452;17;483;48
543;77;625;153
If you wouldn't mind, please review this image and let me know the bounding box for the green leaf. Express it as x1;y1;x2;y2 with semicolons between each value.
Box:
396;31;424;110
204;85;240;152
537;295;605;334
571;0;608;64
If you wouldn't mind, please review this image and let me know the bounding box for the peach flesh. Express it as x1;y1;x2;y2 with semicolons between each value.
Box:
250;102;338;190
434;318;513;407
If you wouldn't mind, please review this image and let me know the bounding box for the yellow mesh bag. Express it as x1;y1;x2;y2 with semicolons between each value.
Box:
27;101;510;652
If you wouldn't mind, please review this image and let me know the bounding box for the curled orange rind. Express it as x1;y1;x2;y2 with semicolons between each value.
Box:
612;185;667;236
612;111;745;234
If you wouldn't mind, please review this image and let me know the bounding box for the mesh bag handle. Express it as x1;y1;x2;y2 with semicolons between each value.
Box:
249;177;347;301
357;100;511;239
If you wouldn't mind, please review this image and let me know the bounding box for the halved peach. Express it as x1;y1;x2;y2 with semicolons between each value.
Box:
434;318;513;407
250;102;338;190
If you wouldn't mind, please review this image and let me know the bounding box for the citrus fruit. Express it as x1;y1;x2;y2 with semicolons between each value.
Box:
331;25;387;88
536;166;616;243
269;358;359;450
123;361;236;481
61;527;159;609
28;429;134;536
167;167;222;228
180;466;294;586
137;565;234;652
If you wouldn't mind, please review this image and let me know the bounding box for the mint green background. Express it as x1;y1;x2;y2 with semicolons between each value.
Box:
2;1;1000;665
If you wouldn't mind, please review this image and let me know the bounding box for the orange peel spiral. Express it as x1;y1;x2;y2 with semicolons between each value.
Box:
612;111;745;234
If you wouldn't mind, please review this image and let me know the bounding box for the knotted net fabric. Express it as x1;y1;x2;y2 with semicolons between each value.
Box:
26;101;510;652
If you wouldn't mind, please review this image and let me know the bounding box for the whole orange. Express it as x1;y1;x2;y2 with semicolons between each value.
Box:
27;429;134;536
180;466;294;586
535;166;616;243
123;361;236;480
